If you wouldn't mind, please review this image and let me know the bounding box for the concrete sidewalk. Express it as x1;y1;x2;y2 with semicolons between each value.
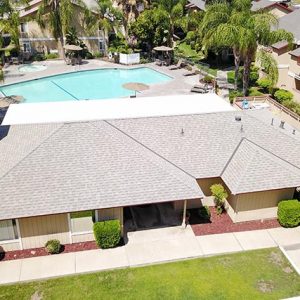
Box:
1;226;300;285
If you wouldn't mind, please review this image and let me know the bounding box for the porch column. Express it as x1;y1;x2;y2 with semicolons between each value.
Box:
181;200;187;228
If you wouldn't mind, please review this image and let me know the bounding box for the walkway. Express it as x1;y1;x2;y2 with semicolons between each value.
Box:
1;225;300;285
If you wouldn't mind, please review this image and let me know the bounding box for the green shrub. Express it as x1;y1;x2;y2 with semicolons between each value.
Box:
94;52;104;58
85;52;94;59
45;239;61;254
274;89;293;103
249;70;259;86
93;220;121;249
210;184;228;214
198;206;211;221
229;90;243;104
185;31;196;45
203;75;214;83
248;87;264;96
0;246;4;261
45;53;59;60
257;77;272;91
33;54;46;61
277;200;300;228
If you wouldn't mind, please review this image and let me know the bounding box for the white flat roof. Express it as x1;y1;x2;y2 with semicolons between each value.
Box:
2;94;235;125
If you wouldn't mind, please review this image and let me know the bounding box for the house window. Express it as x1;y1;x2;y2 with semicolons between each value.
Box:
70;210;95;234
20;22;28;33
22;42;31;53
99;40;105;52
0;219;18;241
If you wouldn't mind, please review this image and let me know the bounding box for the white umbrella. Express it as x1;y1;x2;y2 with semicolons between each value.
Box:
153;46;173;52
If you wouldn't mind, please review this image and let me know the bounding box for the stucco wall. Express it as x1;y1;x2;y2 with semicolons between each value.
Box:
19;214;70;249
226;188;295;222
197;177;225;196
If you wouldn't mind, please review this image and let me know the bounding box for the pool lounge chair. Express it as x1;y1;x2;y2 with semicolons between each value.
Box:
169;59;183;70
183;66;199;76
190;86;208;94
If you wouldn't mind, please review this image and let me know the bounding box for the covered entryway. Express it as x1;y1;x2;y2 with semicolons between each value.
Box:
124;202;182;232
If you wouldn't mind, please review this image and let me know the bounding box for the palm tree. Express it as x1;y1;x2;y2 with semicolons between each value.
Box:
200;0;293;95
85;0;123;55
0;0;21;48
152;0;186;47
36;0;86;59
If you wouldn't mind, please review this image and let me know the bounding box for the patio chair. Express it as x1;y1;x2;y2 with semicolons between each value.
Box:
190;86;208;94
183;66;199;76
155;59;163;66
169;59;183;70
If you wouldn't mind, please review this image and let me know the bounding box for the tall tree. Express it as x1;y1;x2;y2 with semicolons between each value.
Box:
36;0;86;58
85;0;123;55
152;0;186;47
200;0;293;95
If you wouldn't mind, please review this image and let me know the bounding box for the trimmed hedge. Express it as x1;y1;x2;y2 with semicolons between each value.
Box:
45;239;61;254
277;200;300;228
93;220;121;249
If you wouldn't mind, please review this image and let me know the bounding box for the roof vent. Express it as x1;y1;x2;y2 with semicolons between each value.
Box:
279;120;285;129
235;116;242;122
292;129;296;135
181;128;184;136
271;118;274;126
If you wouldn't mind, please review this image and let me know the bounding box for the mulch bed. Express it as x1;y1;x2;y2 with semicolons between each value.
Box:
0;241;98;262
191;207;280;236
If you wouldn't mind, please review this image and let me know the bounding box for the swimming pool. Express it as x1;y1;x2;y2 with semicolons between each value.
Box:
0;68;172;103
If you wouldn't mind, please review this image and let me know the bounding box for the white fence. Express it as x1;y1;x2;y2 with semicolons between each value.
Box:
119;53;140;65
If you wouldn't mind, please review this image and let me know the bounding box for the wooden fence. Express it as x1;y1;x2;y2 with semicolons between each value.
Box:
235;95;300;123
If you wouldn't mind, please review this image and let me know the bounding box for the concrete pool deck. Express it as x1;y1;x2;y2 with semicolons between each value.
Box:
0;60;202;101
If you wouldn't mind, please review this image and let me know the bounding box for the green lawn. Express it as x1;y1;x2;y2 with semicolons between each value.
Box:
1;249;300;300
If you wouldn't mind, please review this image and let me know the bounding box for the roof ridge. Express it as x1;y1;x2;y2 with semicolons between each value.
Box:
0;124;64;182
220;138;257;193
89;121;202;195
103;120;198;180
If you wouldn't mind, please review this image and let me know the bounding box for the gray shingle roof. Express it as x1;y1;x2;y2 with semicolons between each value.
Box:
290;47;300;57
0;121;202;220
187;0;206;11
109;112;300;179
278;9;300;42
271;40;289;49
251;0;274;11
0;110;300;220
221;139;300;194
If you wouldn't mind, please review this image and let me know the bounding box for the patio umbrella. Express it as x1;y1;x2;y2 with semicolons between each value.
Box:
63;44;82;51
122;82;149;97
1;95;24;105
0;43;17;52
153;46;173;52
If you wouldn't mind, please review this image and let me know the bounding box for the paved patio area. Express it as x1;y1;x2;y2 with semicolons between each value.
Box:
1;225;300;285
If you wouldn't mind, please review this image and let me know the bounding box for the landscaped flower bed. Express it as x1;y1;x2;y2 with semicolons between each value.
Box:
192;207;280;236
0;241;98;262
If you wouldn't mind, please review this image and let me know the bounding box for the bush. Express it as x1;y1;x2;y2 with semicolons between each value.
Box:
229;90;243;104
85;52;94;59
33;54;46;61
45;53;59;60
185;31;196;45
93;220;121;249
198;206;211;221
274;89;293;103
210;184;228;214
0;246;4;261
94;52;104;58
257;78;272;91
277;200;300;228
203;75;214;83
45;239;61;254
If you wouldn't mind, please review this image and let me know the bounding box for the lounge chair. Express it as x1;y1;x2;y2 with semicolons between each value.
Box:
169;59;183;70
190;86;208;93
183;66;199;76
155;59;163;66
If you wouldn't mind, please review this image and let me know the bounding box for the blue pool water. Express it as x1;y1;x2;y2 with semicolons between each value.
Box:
0;68;172;103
